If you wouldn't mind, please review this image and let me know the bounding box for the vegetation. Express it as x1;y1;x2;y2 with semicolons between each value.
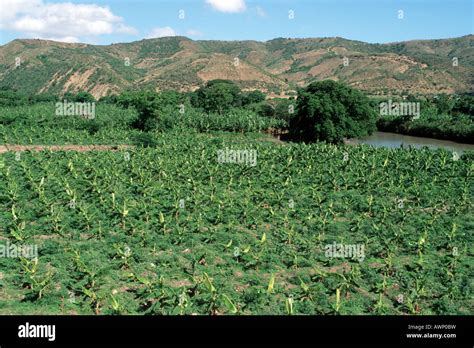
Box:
290;80;377;143
0;89;286;143
0;89;58;106
3;35;471;100
193;80;243;114
376;94;474;143
247;98;297;122
0;81;471;315
64;91;95;103
241;90;266;105
0;131;471;315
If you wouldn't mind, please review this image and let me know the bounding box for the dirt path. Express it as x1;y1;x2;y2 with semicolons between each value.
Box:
0;144;133;154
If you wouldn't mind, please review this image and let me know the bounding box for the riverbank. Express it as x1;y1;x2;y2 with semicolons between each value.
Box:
345;131;474;154
376;115;474;144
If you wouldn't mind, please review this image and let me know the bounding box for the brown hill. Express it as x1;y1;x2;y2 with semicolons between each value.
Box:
0;35;472;98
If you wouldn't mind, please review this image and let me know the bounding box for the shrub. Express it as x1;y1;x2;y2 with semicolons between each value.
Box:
133;133;159;148
63;91;95;103
452;95;474;116
117;90;189;131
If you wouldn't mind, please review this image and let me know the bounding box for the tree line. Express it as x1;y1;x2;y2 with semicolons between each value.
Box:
1;81;472;144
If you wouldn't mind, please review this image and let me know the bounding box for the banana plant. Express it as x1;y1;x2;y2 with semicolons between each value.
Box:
19;257;54;300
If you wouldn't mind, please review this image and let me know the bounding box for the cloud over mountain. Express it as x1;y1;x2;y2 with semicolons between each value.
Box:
205;0;246;13
0;0;137;43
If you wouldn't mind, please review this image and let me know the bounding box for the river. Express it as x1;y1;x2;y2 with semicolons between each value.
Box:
346;132;474;154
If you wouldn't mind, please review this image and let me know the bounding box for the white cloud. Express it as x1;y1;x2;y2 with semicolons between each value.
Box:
256;6;266;18
146;27;176;39
42;36;80;43
116;24;138;35
205;0;246;13
0;0;138;43
186;29;203;37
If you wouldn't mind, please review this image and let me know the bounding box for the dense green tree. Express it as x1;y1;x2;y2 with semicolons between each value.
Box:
241;90;266;106
290;80;377;143
99;95;119;104
63;91;95;103
0;90;26;106
116;90;189;130
242;96;297;123
274;98;297;121
75;91;95;103
31;93;58;103
433;94;454;114
115;90;160;130
256;103;276;118
194;80;241;114
452;95;474;116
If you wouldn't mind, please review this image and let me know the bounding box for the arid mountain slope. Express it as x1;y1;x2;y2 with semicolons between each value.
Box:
0;35;472;98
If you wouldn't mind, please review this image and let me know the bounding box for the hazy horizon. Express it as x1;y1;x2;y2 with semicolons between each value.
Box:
3;33;473;47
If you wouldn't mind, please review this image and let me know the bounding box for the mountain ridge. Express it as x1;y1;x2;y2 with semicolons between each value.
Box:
1;35;472;98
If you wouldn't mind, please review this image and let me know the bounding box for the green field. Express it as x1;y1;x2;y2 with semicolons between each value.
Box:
0;107;472;314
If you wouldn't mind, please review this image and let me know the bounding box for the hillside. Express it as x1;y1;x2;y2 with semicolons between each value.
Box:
0;35;472;98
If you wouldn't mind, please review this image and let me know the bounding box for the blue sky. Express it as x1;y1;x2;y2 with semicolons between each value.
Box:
0;0;472;45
